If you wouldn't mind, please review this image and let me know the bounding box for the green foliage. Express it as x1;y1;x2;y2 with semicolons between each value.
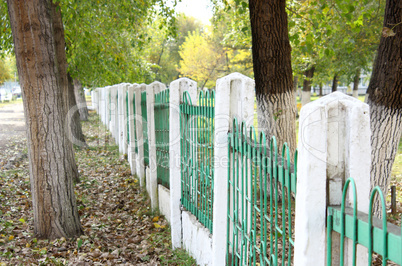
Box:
288;0;385;86
213;0;384;88
59;0;176;87
0;55;16;84
142;13;204;84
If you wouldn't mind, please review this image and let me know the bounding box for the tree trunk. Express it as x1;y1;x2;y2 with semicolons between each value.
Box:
352;69;360;98
302;66;315;106
7;0;83;239
73;79;89;121
319;83;323;96
332;74;338;92
367;0;402;216
249;0;296;156
52;2;86;169
68;74;87;150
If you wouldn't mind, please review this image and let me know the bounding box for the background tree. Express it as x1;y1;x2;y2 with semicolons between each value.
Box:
7;0;83;239
142;13;204;84
0;57;12;84
249;0;296;154
366;0;401;213
178;30;225;88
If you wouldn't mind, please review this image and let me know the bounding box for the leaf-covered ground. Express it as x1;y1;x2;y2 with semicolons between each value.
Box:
0;111;196;265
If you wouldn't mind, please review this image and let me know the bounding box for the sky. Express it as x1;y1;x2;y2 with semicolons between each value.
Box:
174;0;213;25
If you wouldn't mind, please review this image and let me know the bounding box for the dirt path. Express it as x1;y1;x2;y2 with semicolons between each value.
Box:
0;102;26;151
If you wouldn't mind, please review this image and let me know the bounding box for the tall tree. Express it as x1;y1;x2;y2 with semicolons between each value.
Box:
301;66;314;106
73;79;89;121
7;0;83;239
52;1;86;151
249;0;296;154
367;0;401;213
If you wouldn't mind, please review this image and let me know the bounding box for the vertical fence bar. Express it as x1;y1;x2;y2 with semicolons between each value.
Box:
141;90;149;166
155;89;170;188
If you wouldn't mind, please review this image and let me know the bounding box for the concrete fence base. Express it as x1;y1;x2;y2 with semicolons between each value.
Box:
94;77;372;266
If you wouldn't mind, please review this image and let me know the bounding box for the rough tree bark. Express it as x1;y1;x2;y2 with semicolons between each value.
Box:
367;0;401;215
331;74;338;92
352;69;360;98
7;0;83;239
249;0;296;155
73;79;89;121
302;66;315;107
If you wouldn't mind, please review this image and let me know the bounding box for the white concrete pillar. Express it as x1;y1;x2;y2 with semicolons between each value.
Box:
146;81;167;210
135;84;147;186
109;85;119;143
127;84;138;175
169;78;197;249
91;89;99;112
98;88;105;122
301;90;311;106
212;72;255;266
102;87;108;126
104;86;111;128
118;84;129;154
294;91;371;266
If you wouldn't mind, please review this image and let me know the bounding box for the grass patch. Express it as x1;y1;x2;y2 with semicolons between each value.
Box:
0;98;22;108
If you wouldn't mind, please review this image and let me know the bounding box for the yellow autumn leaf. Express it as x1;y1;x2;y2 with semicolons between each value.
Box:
8;235;14;241
152;216;159;222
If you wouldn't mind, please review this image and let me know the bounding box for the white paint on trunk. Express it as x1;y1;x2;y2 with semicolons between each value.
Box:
256;90;297;155
368;98;402;215
301;90;311;106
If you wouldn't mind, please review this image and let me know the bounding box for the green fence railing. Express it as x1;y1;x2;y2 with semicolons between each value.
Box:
180;90;215;233
226;118;297;265
327;178;402;266
141;90;149;165
155;89;170;188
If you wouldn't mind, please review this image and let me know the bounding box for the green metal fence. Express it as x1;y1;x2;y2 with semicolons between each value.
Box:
226;118;297;265
180;90;215;233
154;89;170;188
141;90;149;165
327;178;402;265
